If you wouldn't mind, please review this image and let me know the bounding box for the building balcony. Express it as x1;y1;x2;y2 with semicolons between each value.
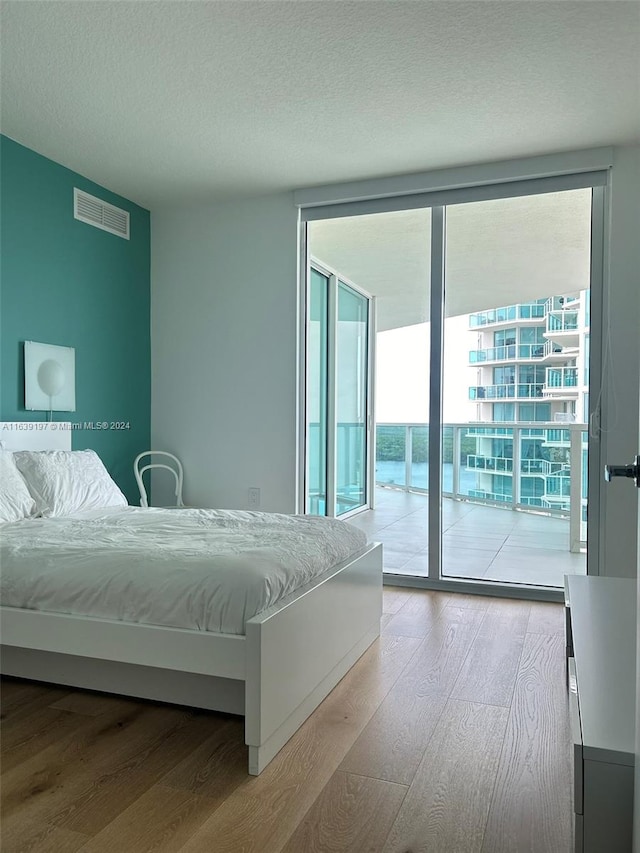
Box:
469;302;546;329
468;343;546;365
542;366;579;399
466;454;513;473
469;382;544;400
466;425;521;439
544;294;581;314
465;456;569;478
541;340;568;362
542;473;571;508
371;421;589;577
521;458;568;476
543;428;571;448
348;486;586;587
544;311;580;347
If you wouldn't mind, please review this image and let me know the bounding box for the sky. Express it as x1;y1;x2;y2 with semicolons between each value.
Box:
376;315;477;424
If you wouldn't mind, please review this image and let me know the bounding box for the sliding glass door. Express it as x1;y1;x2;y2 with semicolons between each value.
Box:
307;268;329;515
305;261;374;518
440;189;593;586
336;281;370;514
301;169;604;589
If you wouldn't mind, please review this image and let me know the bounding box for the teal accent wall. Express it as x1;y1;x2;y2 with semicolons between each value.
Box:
0;136;150;503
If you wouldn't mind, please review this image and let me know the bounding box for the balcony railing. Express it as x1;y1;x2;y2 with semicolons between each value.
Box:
376;421;588;553
547;311;579;333
520;458;569;475
543;475;571;499
544;428;570;445
469;382;544;400
468;343;546;363
544;295;580;314
469;301;546;327
466;455;569;477
466;425;516;438
543;340;565;358
545;366;578;388
467;454;513;472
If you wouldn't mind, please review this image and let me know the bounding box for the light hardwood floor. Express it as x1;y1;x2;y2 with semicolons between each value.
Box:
0;589;573;853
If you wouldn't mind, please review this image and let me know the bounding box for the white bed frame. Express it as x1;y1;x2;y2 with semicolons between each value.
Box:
0;423;383;775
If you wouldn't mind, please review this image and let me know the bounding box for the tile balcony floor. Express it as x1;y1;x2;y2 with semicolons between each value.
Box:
348;486;586;588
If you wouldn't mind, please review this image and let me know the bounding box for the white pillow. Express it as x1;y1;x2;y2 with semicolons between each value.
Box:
0;450;37;522
14;450;127;517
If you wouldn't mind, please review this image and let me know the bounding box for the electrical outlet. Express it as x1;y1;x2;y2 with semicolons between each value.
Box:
248;487;261;508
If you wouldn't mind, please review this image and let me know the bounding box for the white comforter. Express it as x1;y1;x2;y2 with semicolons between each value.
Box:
0;507;368;635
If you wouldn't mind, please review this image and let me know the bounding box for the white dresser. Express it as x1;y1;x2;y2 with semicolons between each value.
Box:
565;575;636;853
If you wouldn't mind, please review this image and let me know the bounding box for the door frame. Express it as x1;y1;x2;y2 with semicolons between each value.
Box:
297;158;610;597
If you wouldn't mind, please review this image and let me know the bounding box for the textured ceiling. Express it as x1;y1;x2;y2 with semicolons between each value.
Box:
1;1;639;209
310;189;592;330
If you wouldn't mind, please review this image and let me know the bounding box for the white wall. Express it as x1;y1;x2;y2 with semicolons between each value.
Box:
151;193;299;512
598;145;640;578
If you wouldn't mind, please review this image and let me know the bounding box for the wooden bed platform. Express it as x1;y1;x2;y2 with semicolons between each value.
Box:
0;422;383;775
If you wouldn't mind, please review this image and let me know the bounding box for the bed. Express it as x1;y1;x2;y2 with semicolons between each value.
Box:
0;422;383;775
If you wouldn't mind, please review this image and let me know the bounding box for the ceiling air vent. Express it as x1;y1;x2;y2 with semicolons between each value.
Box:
74;188;130;239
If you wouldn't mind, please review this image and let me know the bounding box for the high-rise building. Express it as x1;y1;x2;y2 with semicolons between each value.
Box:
465;291;589;515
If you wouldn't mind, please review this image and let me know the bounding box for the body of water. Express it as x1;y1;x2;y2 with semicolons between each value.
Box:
376;460;480;495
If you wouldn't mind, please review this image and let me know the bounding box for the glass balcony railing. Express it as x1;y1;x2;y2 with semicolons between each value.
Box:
468;343;546;363
465;456;569;477
469;383;544;400
547;311;579;333
468;489;512;504
521;459;569;475
466;426;514;437
317;422;588;546
467;454;513;472
375;421;588;548
544;295;580;314
544;475;571;498
469;301;546;327
543;340;564;358
545;367;578;388
545;428;570;445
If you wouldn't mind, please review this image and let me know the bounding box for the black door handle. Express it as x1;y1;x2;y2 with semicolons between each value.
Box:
604;455;640;487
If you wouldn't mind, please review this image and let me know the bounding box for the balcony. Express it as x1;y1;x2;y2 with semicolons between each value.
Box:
543;428;571;449
348;420;589;586
520;458;568;476
468;343;546;364
469;382;544;400
467;454;513;473
347;486;586;587
545;311;580;347
374;421;588;557
466;425;519;438
543;366;579;399
469;301;546;329
543;474;571;505
466;455;569;479
544;294;581;314
541;340;566;362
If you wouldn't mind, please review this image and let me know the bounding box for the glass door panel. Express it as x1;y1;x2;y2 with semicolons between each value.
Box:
442;189;592;587
306;208;432;571
305;259;373;519
336;282;369;515
306;268;329;515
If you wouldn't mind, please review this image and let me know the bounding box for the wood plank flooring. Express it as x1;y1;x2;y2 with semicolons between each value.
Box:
0;588;573;853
